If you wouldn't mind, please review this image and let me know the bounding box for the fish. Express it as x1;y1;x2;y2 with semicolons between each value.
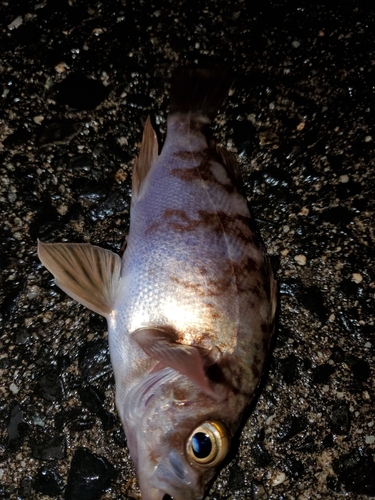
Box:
38;67;277;500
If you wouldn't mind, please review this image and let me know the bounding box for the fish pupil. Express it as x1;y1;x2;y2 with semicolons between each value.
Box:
191;432;212;458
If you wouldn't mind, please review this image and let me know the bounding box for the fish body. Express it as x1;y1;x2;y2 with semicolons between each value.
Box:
38;68;276;500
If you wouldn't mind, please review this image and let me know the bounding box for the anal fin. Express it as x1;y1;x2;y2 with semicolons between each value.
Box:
38;240;121;317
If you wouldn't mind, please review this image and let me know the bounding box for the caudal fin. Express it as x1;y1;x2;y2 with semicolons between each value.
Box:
169;67;233;122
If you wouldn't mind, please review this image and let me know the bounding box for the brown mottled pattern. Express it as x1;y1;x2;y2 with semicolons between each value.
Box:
171;148;236;194
147;207;256;247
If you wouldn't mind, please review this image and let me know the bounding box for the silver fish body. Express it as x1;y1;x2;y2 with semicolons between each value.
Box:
38;68;277;500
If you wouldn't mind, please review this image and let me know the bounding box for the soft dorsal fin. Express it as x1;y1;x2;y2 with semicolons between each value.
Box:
210;140;242;191
38;240;121;318
131;328;220;400
132;117;159;201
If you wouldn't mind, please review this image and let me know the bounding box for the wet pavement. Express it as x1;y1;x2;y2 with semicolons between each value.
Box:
1;0;374;499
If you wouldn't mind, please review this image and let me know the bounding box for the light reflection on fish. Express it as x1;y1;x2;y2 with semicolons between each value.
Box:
38;68;277;500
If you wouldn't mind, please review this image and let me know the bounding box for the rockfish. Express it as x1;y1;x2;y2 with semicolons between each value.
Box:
38;68;277;500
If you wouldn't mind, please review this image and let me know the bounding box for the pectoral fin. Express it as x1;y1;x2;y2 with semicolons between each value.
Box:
38;240;121;317
131;328;219;399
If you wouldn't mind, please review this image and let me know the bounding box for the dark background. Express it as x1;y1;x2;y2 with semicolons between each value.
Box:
0;0;374;498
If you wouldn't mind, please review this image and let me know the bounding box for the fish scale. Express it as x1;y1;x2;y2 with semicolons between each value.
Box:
38;67;277;500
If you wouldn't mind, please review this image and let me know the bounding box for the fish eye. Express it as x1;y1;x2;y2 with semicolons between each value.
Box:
186;421;229;467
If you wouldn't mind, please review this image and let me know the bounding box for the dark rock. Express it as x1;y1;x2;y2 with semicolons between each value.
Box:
351;197;367;213
330;402;350;435
339;278;359;298
227;463;245;490
276;354;301;385
31;434;66;461
69;409;97;432
277;416;307;443
298;285;327;321
230;119;257;157
284;457;304;479
79;385;105;413
295;436;317;453
112;428;127;448
332;448;375;495
78;340;112;383
97;408;117;431
346;354;370;382
326;474;342;493
18;477;32;498
33;466;64;497
7;402;29;452
53;73;110;110
320;206;354;226
251;479;268;500
69;154;94;172
336;181;362;200
35;370;63;402
279;279;327;321
322;433;334;448
87;191;129;222
311;363;335;384
330;346;345;363
0;287;23;322
65;448;116;500
38;121;83;146
251;441;272;467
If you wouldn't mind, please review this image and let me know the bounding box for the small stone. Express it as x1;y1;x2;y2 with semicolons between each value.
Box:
271;471;286;486
295;254;307;266
10;383;19;394
297;122;305;131
33;466;64;496
54;62;69;73
339;174;349;183
8;16;23;30
352;273;363;284
65;448;116;500
292;40;301;48
365;435;375;444
31;435;66;461
364;135;372;142
7;402;29;452
299;206;309;216
33;115;44;125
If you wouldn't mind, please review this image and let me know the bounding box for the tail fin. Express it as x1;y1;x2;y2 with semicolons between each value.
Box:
169;67;233;122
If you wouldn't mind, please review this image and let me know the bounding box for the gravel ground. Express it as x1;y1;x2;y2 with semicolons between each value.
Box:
1;1;374;499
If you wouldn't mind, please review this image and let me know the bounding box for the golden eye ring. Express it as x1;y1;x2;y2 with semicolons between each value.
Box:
186;421;229;467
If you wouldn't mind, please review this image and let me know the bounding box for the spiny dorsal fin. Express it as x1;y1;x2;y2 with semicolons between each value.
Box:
38;240;121;317
132;117;159;201
210;140;243;190
131;327;221;400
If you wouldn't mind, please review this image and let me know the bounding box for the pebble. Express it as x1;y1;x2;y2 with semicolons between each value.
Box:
295;254;307;266
65;448;116;500
352;273;363;284
33;466;64;496
271;471;286;486
7;16;23;30
339;174;349;183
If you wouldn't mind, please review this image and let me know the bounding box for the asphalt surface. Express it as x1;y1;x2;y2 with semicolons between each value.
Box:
0;0;374;499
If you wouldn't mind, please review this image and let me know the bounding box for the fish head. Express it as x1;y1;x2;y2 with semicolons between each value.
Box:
121;366;244;500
